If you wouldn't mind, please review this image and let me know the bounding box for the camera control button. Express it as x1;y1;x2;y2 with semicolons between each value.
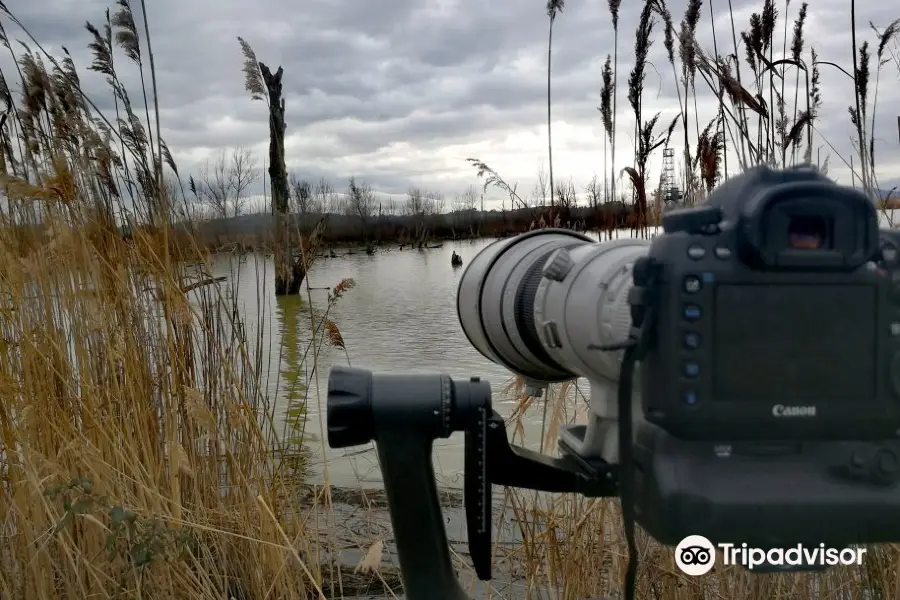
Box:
872;449;899;485
688;244;706;260
683;390;699;405
683;332;701;349
683;304;702;321
850;449;867;468
683;275;702;293
683;362;700;377
542;321;562;348
714;246;731;259
844;448;870;480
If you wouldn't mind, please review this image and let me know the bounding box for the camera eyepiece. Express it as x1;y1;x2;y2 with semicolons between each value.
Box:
700;165;878;270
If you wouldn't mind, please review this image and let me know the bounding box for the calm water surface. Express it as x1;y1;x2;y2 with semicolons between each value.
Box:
206;229;647;488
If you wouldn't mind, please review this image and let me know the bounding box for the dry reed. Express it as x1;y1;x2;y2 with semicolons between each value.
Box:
0;2;367;599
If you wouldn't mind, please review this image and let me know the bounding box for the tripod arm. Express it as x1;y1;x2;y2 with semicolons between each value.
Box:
326;366;619;600
377;432;470;600
328;366;490;600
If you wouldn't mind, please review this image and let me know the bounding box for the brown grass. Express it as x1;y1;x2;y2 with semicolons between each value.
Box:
0;3;361;599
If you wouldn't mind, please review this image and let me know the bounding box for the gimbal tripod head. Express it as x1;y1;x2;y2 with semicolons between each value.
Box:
327;366;621;600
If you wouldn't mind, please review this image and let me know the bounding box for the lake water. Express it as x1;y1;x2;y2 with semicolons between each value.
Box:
203;229;656;489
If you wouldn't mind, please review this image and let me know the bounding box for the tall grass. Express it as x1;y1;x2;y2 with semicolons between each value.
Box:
473;0;900;236
0;3;367;599
1;2;900;600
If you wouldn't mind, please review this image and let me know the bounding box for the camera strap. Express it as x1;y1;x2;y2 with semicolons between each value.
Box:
592;256;661;600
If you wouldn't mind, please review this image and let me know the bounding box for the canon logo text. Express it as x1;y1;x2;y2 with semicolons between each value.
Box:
772;404;817;418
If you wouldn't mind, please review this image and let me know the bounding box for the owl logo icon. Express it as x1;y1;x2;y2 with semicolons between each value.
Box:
675;535;716;576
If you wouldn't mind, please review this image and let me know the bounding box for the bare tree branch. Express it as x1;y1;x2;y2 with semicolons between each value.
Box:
189;146;259;218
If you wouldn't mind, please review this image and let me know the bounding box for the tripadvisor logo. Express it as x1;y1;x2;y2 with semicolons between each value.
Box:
675;535;867;576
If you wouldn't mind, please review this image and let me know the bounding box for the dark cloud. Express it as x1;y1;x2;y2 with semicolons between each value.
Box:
2;0;899;206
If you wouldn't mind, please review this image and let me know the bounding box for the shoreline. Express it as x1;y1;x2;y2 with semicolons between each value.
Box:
299;484;538;599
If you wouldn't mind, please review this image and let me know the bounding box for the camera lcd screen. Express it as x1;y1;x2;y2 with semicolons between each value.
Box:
712;284;877;403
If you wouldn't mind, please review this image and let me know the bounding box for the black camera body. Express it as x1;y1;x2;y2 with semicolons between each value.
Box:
633;165;900;547
633;423;900;547
641;165;893;441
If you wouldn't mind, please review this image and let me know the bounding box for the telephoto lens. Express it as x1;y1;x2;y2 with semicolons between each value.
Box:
456;228;650;386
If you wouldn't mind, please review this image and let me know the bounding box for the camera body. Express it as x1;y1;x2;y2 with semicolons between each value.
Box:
633;165;900;546
641;165;892;441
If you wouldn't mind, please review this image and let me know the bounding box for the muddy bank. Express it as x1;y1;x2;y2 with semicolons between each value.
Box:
299;485;541;599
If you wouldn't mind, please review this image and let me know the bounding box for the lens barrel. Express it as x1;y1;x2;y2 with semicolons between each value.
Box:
456;229;593;382
457;229;651;385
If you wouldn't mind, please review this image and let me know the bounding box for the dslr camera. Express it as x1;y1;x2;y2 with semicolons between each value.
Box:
326;165;900;600
634;165;900;548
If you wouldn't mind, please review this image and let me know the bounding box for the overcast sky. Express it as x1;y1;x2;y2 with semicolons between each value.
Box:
4;0;900;210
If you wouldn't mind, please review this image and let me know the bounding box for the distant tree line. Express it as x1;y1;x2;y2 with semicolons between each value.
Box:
173;146;659;223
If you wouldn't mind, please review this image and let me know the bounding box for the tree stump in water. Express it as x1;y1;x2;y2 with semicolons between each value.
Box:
275;260;306;295
260;61;303;295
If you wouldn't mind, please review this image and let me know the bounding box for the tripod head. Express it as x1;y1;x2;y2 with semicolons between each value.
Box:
327;367;619;600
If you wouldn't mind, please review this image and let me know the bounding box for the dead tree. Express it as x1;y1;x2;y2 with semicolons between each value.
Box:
258;62;304;295
347;177;375;251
